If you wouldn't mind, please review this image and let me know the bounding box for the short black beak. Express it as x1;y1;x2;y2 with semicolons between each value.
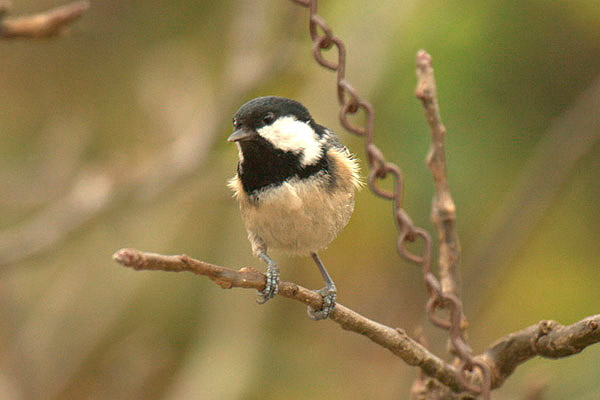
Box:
227;128;256;142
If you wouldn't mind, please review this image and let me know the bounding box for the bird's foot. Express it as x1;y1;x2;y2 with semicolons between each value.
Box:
307;285;337;320
257;262;279;304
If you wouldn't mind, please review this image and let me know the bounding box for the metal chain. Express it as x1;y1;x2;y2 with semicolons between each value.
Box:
289;0;491;398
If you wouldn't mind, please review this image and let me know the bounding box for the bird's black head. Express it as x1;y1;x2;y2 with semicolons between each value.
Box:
228;96;331;195
231;96;312;134
228;96;325;157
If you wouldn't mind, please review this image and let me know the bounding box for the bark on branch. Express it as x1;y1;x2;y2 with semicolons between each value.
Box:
0;1;89;39
415;49;462;301
412;49;600;396
480;315;600;388
112;249;600;396
112;248;464;393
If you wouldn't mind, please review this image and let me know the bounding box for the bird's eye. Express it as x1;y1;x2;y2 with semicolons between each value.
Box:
233;119;241;129
262;113;275;125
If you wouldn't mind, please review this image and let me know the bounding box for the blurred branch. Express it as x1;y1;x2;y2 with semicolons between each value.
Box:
0;1;89;39
112;248;466;394
466;75;600;316
0;170;113;267
1;6;294;400
522;380;547;400
0;115;92;208
0;6;292;267
479;315;600;389
0;113;211;267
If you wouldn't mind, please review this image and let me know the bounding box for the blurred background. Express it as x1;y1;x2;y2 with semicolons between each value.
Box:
1;0;599;399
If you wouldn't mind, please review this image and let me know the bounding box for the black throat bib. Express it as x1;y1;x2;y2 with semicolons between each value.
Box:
237;136;330;196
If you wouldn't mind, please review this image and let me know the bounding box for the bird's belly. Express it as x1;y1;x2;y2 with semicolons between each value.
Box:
240;178;355;256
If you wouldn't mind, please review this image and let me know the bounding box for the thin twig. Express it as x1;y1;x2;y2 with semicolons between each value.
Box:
415;49;485;397
478;315;600;388
112;248;465;393
0;1;89;39
415;50;462;300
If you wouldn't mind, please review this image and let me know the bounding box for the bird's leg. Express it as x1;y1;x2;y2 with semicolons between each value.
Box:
257;251;280;304
307;252;337;320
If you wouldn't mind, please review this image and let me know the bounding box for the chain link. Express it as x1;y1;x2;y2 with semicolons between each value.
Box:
289;1;491;398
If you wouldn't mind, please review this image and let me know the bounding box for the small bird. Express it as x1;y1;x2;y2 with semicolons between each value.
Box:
228;96;361;320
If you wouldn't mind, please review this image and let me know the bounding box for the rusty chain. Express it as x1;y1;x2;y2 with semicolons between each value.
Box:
289;0;491;398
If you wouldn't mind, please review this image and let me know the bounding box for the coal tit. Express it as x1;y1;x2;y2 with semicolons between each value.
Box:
228;96;361;320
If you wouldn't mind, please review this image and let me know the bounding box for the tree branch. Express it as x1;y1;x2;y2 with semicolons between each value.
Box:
0;1;89;39
110;46;600;400
414;48;479;398
415;50;462;300
114;252;600;396
412;50;600;397
112;248;465;393
479;315;600;388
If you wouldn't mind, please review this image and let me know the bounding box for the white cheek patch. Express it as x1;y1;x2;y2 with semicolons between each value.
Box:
235;142;244;162
257;116;323;166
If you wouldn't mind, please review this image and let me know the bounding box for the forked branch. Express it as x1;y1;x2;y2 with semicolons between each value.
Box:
112;248;464;393
480;315;600;388
113;249;600;396
111;11;600;397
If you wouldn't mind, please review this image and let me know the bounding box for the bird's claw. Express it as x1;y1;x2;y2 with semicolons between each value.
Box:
257;263;279;304
307;286;337;320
